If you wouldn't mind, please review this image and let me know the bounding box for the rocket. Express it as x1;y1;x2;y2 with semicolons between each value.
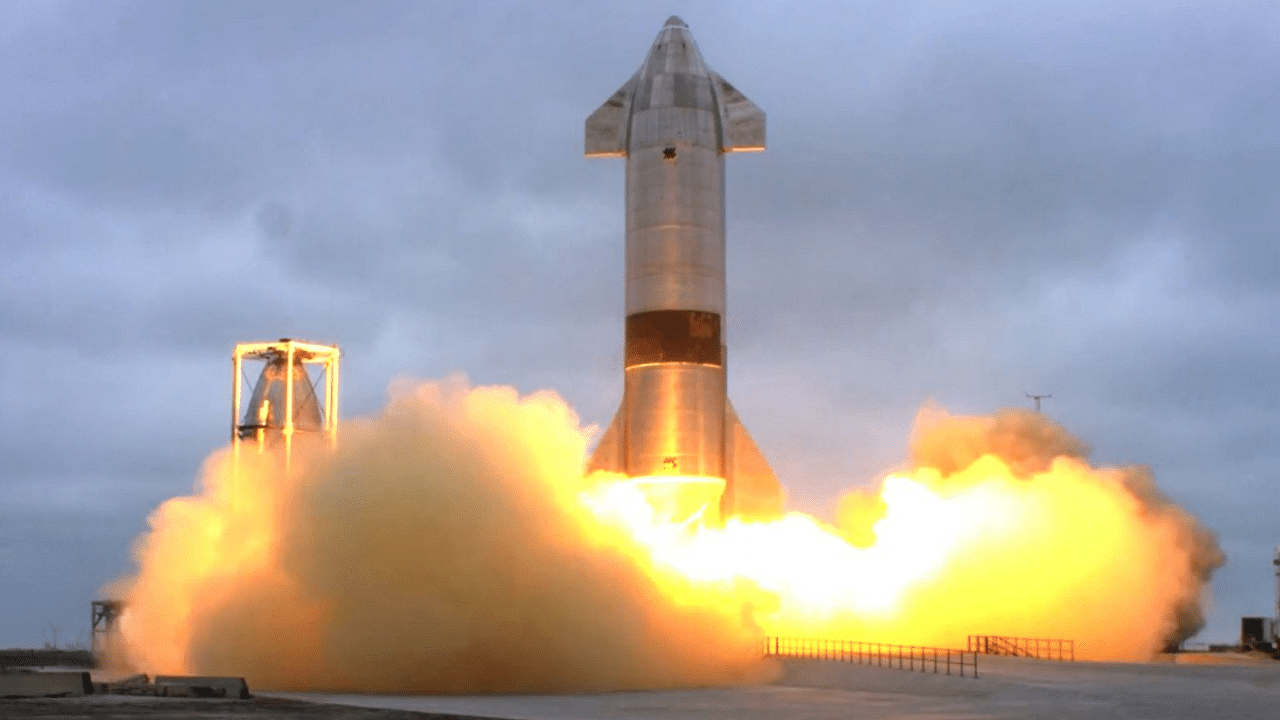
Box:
585;16;780;520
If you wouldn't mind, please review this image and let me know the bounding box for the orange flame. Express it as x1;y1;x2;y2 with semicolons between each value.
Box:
585;449;1221;660
106;380;1222;691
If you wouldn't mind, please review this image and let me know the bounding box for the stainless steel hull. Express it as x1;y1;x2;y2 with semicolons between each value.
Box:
585;17;781;519
624;363;726;477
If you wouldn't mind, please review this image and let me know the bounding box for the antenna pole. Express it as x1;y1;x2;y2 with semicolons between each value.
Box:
1025;393;1052;413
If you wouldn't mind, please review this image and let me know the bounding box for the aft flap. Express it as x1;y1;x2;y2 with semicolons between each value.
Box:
713;74;765;153
585;77;636;158
587;405;625;474
725;400;784;519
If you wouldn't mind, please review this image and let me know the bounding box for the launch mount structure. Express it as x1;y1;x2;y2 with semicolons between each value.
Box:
232;339;340;470
90;599;124;657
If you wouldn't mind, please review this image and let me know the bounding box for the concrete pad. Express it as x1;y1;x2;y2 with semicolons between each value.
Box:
270;686;932;720
154;675;251;699
271;655;1280;720
0;670;93;698
777;657;989;697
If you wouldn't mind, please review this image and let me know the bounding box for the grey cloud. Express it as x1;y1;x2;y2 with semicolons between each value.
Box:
1;0;1277;648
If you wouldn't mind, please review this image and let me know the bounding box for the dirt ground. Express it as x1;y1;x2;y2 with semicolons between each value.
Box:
0;695;503;720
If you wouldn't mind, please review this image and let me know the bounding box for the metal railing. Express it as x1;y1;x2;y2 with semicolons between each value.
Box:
763;636;978;678
967;635;1074;661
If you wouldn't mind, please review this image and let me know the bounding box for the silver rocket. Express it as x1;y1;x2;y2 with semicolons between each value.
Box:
585;16;780;519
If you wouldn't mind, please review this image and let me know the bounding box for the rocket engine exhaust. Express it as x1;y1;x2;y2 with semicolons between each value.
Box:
108;379;772;692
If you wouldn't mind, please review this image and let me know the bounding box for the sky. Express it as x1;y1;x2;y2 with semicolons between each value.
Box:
1;0;1278;649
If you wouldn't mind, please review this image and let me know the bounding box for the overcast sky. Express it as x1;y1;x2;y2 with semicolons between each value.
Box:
2;0;1278;649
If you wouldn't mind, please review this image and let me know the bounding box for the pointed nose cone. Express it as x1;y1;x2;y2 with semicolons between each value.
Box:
629;17;717;116
584;15;765;156
639;16;710;78
239;356;323;436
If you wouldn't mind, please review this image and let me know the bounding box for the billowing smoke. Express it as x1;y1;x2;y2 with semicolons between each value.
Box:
908;405;1093;477
112;383;1225;688
109;378;770;692
834;407;1225;656
909;406;1225;647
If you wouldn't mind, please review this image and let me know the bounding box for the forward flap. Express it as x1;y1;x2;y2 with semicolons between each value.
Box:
585;77;636;158
713;74;765;153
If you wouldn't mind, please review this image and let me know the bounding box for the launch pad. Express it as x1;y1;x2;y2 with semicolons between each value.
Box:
8;654;1280;719
264;654;1280;720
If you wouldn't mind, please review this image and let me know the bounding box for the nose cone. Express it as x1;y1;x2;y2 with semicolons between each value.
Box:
239;356;323;436
584;16;765;156
631;18;715;113
639;17;709;78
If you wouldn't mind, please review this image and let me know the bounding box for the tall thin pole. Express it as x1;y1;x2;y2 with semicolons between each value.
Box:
1273;544;1280;642
1026;392;1052;413
284;342;295;474
232;352;242;468
329;352;340;448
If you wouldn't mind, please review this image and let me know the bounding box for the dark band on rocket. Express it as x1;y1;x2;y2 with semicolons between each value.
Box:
625;310;722;367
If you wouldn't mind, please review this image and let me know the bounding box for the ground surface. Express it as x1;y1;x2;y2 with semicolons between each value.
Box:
5;655;1280;719
0;695;494;719
273;655;1280;720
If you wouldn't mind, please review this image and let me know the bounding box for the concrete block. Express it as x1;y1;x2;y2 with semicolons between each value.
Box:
154;675;250;699
101;673;151;695
0;670;93;698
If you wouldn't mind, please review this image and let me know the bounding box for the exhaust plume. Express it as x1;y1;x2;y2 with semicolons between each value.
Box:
910;406;1225;648
834;406;1225;654
111;384;1224;690
110;378;769;692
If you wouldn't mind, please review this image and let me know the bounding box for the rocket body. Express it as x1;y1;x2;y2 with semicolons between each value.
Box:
586;17;778;518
